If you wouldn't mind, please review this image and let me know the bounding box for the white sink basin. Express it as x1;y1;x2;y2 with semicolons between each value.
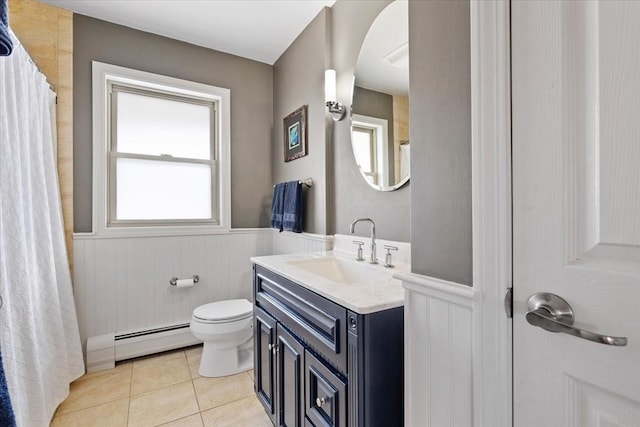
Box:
251;244;409;313
286;257;389;284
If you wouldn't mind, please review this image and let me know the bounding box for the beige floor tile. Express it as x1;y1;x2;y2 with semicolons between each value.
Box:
128;382;199;427
56;370;131;414
78;361;133;382
193;372;255;412
187;358;202;380
200;396;272;427
184;345;202;359
185;346;202;380
159;413;204;427
247;369;255;381
51;398;129;427
131;355;191;396
132;349;186;369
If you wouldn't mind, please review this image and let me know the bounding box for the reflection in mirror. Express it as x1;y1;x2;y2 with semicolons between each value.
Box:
352;0;409;191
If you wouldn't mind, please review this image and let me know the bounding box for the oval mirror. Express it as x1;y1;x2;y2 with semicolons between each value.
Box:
351;0;409;191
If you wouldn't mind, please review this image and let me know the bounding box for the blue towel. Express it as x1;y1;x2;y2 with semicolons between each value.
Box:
283;181;303;233
271;183;285;231
0;0;13;57
0;347;16;427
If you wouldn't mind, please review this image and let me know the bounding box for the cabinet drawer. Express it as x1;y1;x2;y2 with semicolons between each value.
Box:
304;350;347;427
254;265;347;373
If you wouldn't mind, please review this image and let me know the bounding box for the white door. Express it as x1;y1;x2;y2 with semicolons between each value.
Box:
512;1;640;426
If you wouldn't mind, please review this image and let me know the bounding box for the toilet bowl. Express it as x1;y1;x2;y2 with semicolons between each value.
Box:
190;299;254;377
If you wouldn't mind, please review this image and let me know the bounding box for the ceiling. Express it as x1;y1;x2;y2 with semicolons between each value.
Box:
355;0;408;97
41;0;336;65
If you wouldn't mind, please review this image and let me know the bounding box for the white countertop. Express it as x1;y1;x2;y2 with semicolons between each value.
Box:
251;250;409;314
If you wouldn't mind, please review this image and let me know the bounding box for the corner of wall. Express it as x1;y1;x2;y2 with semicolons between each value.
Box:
324;6;336;235
272;7;331;235
408;0;472;284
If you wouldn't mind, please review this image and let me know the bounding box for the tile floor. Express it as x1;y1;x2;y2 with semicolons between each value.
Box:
50;345;272;427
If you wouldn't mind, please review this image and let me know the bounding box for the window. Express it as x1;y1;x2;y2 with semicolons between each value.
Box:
93;62;230;236
352;125;378;184
109;85;216;224
351;114;389;187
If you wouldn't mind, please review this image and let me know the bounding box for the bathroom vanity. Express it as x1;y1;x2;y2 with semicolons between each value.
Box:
251;250;406;427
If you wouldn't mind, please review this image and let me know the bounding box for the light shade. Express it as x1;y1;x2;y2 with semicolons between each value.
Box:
325;69;337;102
324;69;345;121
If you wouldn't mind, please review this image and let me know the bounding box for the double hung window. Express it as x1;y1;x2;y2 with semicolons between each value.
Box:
93;62;230;236
351;125;378;185
109;84;217;225
351;114;389;187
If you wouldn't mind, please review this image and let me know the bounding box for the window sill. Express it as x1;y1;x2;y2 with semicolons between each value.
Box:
74;224;243;240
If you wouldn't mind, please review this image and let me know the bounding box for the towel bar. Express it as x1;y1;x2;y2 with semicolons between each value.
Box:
273;178;313;188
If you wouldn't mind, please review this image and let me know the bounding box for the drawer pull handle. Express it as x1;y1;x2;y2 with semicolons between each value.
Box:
316;397;327;407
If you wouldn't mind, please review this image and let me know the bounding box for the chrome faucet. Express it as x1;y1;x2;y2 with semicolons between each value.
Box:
349;218;377;264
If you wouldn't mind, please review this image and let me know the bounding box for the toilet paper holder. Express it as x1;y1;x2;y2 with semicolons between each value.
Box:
169;275;200;286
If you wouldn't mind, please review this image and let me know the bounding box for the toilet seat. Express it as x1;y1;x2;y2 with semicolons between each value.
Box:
192;299;253;324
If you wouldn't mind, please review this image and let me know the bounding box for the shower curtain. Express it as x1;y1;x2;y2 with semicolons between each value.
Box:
0;30;84;426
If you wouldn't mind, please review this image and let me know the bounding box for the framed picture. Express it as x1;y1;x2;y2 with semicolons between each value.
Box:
283;105;308;162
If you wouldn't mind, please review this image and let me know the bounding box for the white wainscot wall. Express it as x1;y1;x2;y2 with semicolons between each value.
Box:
271;230;333;254
73;229;332;348
397;273;475;427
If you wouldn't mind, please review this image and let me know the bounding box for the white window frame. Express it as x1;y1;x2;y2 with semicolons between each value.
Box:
352;114;390;187
351;124;378;184
92;61;231;237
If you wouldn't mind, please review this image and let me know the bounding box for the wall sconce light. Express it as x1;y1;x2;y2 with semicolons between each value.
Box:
325;69;346;121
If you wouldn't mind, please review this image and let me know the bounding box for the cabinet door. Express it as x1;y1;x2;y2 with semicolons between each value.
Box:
276;325;305;427
255;306;277;423
305;350;347;427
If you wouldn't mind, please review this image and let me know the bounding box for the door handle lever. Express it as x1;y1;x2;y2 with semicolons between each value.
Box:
525;293;627;346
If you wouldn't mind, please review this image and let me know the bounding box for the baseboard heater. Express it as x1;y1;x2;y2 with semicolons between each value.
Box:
86;323;201;373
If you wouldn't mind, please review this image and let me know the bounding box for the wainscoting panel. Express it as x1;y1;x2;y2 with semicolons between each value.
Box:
74;229;333;351
271;231;333;255
398;273;474;427
73;230;272;347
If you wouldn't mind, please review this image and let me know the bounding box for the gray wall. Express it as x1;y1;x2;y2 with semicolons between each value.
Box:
73;3;473;285
272;8;331;234
329;0;472;283
73;15;274;231
408;0;472;285
330;0;411;241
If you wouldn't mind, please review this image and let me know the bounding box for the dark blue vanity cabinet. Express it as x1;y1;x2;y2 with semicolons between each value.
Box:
253;264;404;427
254;306;277;423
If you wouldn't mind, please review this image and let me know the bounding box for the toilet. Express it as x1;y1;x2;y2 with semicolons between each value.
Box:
190;299;254;377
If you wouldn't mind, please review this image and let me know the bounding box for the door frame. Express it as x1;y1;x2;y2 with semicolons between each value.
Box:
470;1;513;426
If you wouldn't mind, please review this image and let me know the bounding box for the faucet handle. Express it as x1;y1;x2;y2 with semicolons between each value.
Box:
352;240;365;261
383;245;398;268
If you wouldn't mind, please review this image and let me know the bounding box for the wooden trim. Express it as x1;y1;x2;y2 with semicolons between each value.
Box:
91;61;231;237
396;273;475;309
470;1;513;426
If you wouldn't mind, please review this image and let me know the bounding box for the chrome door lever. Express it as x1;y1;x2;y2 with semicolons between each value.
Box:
525;293;627;346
